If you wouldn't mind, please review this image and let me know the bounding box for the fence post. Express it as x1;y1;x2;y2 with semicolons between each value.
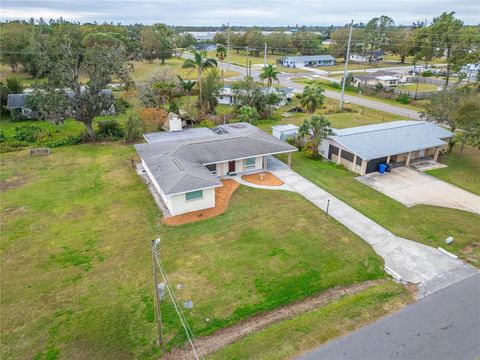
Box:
326;199;330;217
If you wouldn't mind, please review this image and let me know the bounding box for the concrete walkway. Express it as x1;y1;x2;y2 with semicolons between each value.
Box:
267;157;477;297
231;175;294;192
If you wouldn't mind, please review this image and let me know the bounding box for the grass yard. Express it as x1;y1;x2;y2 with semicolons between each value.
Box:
256;97;400;133
427;145;480;195
1;144;161;360
396;83;440;92
158;185;387;342
1;143;393;359
210;281;412;360
279;152;480;265
0;64;36;85
130;58;239;82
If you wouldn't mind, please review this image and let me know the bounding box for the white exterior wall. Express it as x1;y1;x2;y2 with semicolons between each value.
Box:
170;187;216;216
168;117;182;132
142;159;173;210
217;95;234;105
319;138;330;158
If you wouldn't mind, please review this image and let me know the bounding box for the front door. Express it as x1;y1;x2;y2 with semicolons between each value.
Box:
228;161;236;173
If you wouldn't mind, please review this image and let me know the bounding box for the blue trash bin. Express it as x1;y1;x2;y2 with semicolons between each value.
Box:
378;163;387;173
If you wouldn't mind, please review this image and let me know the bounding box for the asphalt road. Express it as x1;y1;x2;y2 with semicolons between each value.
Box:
297;273;480;360
181;53;421;120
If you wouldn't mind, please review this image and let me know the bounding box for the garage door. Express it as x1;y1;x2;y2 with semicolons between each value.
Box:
366;157;388;174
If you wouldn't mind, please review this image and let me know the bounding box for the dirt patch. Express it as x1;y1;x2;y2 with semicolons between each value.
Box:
162;179;239;226
163;280;387;359
241;172;284;186
0;174;29;192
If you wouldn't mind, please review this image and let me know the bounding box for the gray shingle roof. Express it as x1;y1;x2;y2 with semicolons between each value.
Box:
135;123;297;195
330;121;453;160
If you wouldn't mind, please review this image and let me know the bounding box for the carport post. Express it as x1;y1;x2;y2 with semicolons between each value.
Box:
406;152;412;166
264;156;268;170
287;153;292;168
386;155;391;164
337;149;342;165
433;147;440;162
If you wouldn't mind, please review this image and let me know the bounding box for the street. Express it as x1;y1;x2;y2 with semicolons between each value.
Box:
297;273;480;360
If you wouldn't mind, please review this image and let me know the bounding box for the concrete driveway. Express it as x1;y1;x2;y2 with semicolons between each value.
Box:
267;157;477;298
357;167;480;215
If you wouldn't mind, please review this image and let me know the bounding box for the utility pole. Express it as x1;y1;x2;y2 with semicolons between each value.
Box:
340;20;354;111
264;43;267;68
151;239;163;346
227;22;230;72
245;46;249;77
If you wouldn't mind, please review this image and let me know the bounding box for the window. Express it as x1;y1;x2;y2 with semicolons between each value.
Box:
244;157;256;169
185;190;203;201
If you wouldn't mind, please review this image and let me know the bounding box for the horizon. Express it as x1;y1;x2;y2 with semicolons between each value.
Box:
1;0;479;26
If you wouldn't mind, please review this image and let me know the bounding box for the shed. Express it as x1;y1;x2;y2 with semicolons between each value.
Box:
272;124;299;141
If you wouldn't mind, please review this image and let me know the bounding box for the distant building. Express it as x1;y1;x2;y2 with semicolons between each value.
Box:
349;50;385;63
460;63;479;82
278;55;336;68
216;85;294;106
192;44;217;51
7;89;114;119
352;71;399;88
272;124;299;141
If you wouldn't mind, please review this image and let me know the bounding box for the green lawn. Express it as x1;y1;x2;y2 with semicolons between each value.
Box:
293;78;429;111
1;144;162;360
130;58;239;83
396;83;440;92
158;185;387;342
1;144;392;359
427;145;480;195
256;97;400;133
280;152;480;266
210;281;412;360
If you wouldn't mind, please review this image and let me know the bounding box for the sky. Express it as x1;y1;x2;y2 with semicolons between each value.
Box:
1;0;479;26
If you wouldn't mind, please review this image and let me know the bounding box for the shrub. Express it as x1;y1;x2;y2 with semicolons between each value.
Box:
41;134;83;148
114;97;131;114
123;111;144;143
422;70;433;77
237;105;259;125
140;108;167;131
396;94;411;104
196;119;216;128
0;132;5;143
96;119;124;140
13;124;50;143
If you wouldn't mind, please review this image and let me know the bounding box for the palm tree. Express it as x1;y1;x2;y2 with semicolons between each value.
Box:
215;44;227;83
299;84;325;114
182;49;217;112
299;115;333;157
259;64;280;87
177;75;196;95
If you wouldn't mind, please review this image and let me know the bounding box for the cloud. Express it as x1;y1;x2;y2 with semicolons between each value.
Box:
1;0;478;25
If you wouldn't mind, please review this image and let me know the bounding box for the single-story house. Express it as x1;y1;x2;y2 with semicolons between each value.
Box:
349;50;385;63
7;88;114;119
319;121;453;175
136;122;297;215
192;43;217;51
216;85;294;106
272;124;299;141
460;63;479;82
279;55;335;68
352;71;399;88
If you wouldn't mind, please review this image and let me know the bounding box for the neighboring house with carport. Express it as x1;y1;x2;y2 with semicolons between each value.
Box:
352;71;399;88
6;89;114;119
319;121;453;175
279;55;336;68
136;122;297;215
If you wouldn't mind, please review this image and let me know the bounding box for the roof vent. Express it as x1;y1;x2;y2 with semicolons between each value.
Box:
230;123;246;129
172;159;184;171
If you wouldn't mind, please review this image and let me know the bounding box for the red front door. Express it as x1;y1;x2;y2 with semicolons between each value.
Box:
228;161;236;173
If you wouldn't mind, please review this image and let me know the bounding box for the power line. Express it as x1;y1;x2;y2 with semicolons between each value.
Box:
152;241;205;360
